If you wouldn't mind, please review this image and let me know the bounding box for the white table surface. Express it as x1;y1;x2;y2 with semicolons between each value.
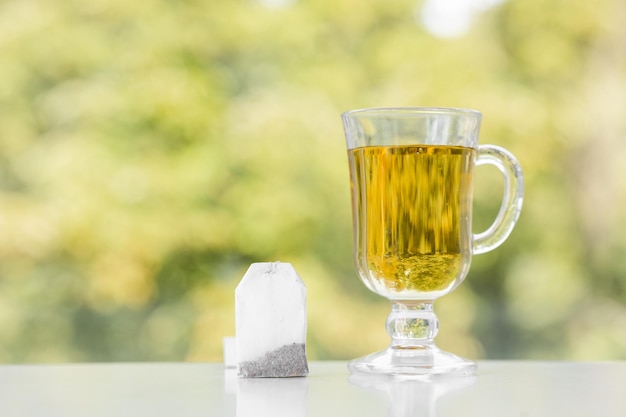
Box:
1;361;625;416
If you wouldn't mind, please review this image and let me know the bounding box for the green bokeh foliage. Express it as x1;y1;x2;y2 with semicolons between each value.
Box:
0;0;624;362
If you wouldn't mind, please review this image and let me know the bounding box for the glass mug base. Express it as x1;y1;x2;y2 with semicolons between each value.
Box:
348;344;476;377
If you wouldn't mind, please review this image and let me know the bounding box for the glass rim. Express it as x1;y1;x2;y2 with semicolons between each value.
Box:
342;106;482;118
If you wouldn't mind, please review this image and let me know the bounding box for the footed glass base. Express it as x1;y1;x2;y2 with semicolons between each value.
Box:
348;345;476;377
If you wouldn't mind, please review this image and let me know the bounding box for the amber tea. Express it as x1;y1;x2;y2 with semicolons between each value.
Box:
348;144;475;298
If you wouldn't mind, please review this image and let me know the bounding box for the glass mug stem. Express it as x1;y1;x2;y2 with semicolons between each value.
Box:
387;301;438;348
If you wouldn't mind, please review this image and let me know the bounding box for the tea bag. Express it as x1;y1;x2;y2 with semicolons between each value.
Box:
235;262;308;378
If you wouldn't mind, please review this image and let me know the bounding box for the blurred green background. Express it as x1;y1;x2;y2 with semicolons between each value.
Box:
0;0;625;363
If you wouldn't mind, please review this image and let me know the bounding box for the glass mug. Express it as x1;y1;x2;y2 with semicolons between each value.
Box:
342;107;524;376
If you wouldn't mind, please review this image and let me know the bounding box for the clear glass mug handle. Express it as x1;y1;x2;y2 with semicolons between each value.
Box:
473;144;525;255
